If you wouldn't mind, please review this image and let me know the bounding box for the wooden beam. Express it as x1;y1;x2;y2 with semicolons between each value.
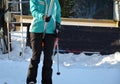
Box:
14;15;118;27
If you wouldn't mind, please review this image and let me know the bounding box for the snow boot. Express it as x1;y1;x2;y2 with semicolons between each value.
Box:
28;81;36;84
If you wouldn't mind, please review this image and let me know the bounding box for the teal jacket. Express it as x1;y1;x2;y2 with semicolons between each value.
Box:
29;0;61;34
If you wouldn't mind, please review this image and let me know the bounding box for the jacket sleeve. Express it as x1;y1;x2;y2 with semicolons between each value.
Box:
30;0;44;20
56;0;61;24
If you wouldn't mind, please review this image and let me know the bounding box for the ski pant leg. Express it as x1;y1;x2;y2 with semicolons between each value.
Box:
42;34;55;84
26;33;43;84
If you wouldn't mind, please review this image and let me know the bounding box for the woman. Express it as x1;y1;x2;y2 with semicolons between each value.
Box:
26;0;61;84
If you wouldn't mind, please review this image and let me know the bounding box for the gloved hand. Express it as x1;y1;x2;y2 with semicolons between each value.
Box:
55;22;61;37
43;15;51;22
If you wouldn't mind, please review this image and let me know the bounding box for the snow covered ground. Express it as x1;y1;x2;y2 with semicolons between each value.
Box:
0;32;120;84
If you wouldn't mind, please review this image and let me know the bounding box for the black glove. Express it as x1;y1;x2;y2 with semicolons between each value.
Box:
55;22;61;37
43;15;51;22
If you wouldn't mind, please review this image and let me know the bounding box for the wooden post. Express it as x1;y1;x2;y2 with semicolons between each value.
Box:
113;0;120;27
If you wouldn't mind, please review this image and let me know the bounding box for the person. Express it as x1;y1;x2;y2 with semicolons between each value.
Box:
26;0;61;84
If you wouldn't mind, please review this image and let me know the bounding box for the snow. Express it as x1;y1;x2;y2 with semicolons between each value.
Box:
0;32;120;84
